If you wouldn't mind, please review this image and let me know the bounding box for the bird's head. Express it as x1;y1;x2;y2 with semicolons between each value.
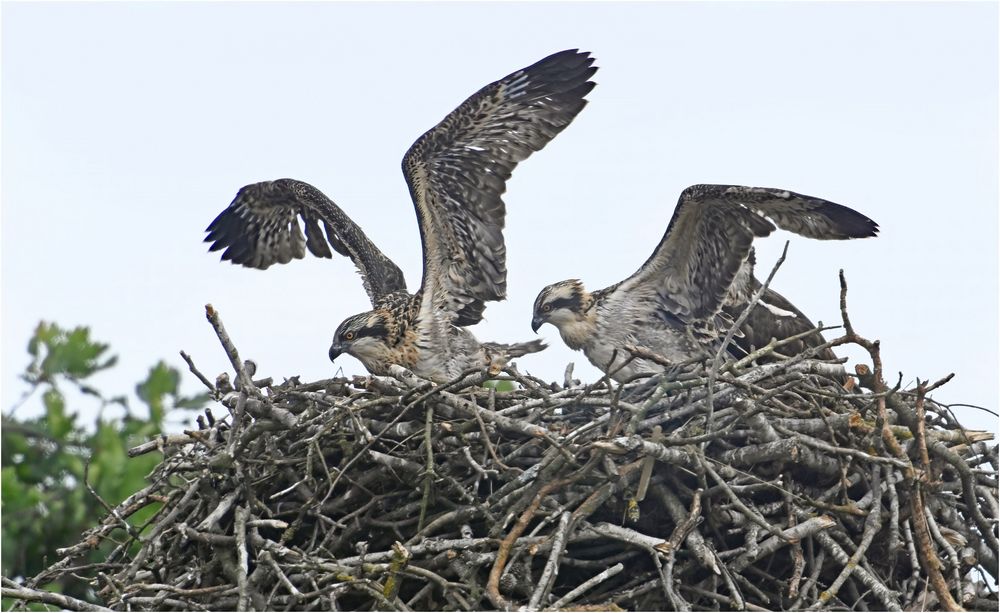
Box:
329;310;393;368
531;279;590;334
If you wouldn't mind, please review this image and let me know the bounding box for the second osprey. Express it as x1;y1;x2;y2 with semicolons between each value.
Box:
531;184;879;381
206;50;596;382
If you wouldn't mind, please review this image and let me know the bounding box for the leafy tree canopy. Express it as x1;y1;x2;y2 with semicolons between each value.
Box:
2;322;208;605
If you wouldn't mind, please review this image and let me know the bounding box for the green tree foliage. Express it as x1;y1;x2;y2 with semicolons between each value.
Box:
482;379;516;392
2;322;208;602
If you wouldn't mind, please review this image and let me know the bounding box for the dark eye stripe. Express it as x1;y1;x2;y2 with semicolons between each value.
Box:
361;323;388;338
548;296;580;311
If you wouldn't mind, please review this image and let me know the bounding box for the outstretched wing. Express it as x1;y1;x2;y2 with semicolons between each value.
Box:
403;49;597;326
205;179;407;305
617;184;879;323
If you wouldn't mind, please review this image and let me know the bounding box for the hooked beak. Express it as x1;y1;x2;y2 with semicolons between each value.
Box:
329;340;345;362
531;315;545;333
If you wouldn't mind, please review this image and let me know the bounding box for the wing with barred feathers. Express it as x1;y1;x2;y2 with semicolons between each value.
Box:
205;178;407;305
616;184;879;325
403;49;597;327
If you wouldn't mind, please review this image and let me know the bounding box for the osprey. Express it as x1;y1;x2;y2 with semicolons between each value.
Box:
205;50;597;382
531;184;878;381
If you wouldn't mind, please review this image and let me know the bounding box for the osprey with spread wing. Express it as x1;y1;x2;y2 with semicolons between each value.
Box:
531;184;879;382
205;50;597;382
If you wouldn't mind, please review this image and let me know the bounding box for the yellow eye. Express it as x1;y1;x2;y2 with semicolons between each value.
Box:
344;331;355;341
542;304;552;313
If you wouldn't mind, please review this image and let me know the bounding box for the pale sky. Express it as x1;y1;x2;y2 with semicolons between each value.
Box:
2;1;997;435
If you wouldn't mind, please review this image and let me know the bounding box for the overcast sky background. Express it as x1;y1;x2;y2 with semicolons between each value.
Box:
2;1;997;435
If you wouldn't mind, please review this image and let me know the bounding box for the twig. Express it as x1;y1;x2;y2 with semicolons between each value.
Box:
706;240;790;435
529;511;571;609
180;349;217;395
1;582;113;612
547;562;624;610
234;505;251;611
417;404;435;532
806;466;883;610
204;304;257;395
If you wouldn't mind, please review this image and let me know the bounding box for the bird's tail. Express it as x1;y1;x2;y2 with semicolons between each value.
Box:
488;339;547;358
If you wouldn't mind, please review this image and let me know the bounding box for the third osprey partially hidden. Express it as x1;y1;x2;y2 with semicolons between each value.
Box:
206;50;596;382
531;184;878;381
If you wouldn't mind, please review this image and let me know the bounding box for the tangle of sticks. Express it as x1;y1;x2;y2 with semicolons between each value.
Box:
3;275;997;611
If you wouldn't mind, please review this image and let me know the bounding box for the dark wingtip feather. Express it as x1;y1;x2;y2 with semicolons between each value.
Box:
821;200;880;239
204;181;296;271
205;208;249;262
532;49;593;69
518;49;598;96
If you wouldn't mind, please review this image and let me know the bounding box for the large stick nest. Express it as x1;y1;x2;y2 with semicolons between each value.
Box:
5;280;998;612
